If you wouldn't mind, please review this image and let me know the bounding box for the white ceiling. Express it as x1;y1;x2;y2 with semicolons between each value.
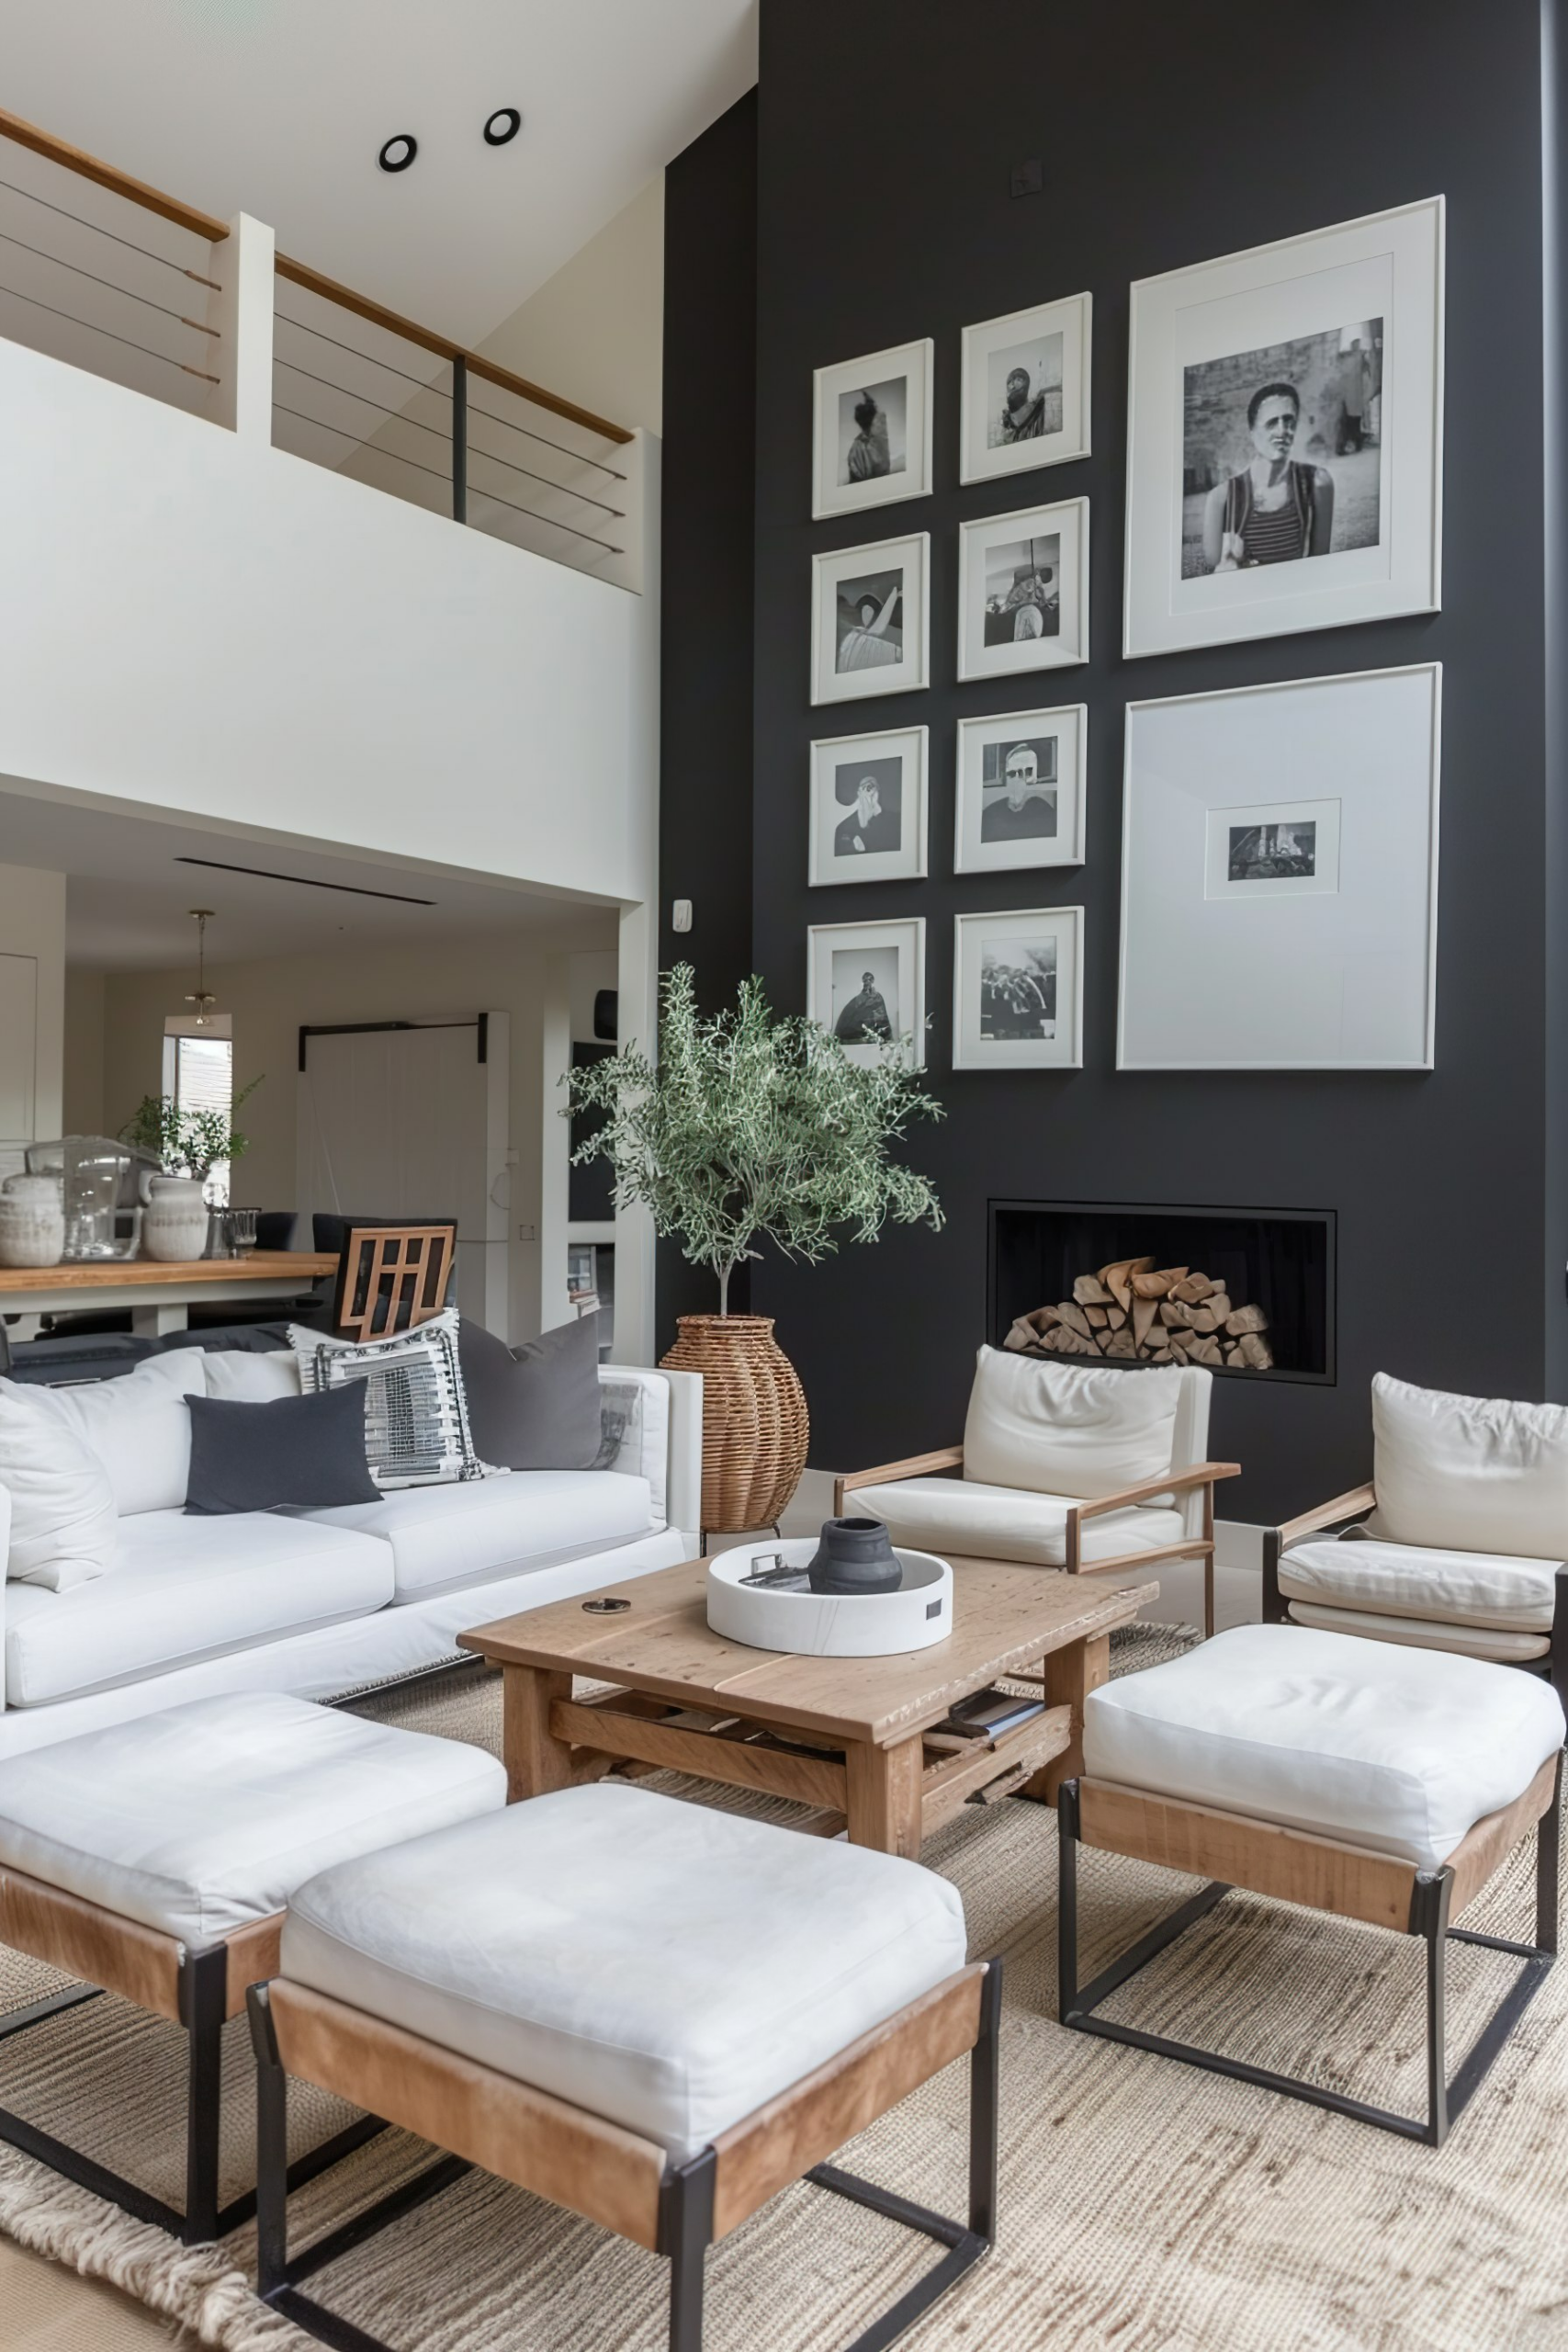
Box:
0;0;756;345
0;785;612;971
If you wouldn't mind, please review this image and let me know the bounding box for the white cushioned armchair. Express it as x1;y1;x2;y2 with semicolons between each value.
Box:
1264;1374;1568;1698
836;1348;1238;1635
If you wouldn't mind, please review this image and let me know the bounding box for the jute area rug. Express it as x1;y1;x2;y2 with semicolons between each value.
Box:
1;1625;1565;2352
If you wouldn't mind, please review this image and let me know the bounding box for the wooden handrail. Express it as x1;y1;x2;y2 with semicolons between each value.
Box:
0;103;634;447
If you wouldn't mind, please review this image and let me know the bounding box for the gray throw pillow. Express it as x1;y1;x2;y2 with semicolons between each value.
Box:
457;1312;604;1471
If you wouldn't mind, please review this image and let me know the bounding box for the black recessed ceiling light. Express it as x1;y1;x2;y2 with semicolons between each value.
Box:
483;107;522;146
378;132;418;173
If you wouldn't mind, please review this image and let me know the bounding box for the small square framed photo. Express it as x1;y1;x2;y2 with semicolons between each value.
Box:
957;499;1088;682
812;339;934;520
955;705;1086;875
809;725;928;888
807;917;926;1068
960;293;1091;484
953;907;1083;1070
812;533;931;707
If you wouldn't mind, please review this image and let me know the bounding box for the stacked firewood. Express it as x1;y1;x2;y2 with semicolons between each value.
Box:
1003;1256;1273;1372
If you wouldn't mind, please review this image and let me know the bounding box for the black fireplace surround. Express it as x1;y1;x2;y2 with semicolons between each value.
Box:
988;1201;1336;1385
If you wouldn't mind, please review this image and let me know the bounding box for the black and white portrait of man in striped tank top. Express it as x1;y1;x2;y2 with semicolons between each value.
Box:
1182;319;1382;579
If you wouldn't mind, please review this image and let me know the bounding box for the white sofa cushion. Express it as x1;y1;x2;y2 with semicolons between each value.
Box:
1279;1534;1559;1632
598;1370;670;1526
1282;1600;1551;1664
282;1781;966;2159
1369;1374;1568;1559
3;1510;394;1708
854;1475;1183;1569
0;1691;505;1944
962;1347;1183;1500
0;1380;118;1590
203;1349;302;1402
305;1470;657;1602
1083;1623;1566;1870
45;1352;207;1518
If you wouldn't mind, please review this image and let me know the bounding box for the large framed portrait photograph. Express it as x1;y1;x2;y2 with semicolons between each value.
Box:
960;292;1091;483
957;498;1088;682
954;705;1086;874
1118;663;1441;1070
953;907;1084;1071
808;917;926;1068
808;724;929;887
1124;197;1443;657
812;339;934;519
811;532;931;707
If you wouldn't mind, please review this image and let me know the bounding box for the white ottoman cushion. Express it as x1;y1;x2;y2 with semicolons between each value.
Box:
1083;1624;1565;1871
0;1693;506;1946
282;1781;967;2160
1279;1534;1560;1632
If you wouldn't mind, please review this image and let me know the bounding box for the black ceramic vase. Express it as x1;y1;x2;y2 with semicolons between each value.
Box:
807;1516;903;1597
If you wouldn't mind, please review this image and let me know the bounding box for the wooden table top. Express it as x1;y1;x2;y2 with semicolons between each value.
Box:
0;1252;337;1294
461;1555;1156;1746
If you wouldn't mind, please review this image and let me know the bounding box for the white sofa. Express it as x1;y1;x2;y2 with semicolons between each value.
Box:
0;1351;701;1758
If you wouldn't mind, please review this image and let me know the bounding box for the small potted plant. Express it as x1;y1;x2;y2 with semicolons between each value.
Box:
121;1077;263;1262
566;967;942;1532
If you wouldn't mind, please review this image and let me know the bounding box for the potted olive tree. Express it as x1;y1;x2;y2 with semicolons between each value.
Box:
121;1077;263;1261
566;966;942;1532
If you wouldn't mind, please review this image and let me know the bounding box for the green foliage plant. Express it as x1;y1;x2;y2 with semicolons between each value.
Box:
566;966;942;1316
121;1074;265;1183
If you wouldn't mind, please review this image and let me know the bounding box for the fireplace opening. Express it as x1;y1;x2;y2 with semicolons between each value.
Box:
988;1201;1335;1384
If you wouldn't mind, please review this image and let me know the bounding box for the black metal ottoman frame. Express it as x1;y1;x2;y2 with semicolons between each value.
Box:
248;1960;1001;2352
1057;1758;1562;2147
0;1883;382;2242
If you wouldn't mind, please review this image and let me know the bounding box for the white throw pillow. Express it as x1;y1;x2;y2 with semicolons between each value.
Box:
0;1381;119;1589
202;1349;302;1403
962;1346;1183;1500
46;1351;207;1519
1370;1373;1568;1558
290;1309;497;1489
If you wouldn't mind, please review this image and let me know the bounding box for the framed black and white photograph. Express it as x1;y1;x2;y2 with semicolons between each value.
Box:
960;293;1091;483
1118;664;1441;1070
812;339;934;519
953;907;1084;1071
957;499;1088;682
1124;197;1443;657
807;916;926;1069
808;724;929;887
955;705;1086;874
811;532;931;707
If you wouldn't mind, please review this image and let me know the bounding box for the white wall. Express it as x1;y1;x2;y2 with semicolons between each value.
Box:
0;861;64;1143
477;178;666;438
98;915;615;1340
0;328;660;910
61;967;105;1136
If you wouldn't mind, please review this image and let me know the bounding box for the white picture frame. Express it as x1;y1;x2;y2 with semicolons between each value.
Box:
1117;663;1441;1071
957;498;1088;682
954;705;1087;875
1124;196;1444;658
812;338;934;520
808;725;929;888
807;916;926;1069
953;907;1084;1071
960;292;1091;483
811;532;931;707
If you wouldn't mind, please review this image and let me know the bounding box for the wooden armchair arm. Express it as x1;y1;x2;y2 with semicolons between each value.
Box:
1071;1462;1240;1522
1273;1482;1377;1548
834;1447;964;1516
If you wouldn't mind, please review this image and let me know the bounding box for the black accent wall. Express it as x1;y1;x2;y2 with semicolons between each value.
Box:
663;3;1567;1519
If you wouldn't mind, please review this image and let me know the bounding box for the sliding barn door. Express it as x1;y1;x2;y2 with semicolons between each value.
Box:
297;1017;510;1337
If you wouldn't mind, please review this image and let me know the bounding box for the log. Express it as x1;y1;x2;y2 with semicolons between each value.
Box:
1189;1306;1219;1334
1225;1304;1269;1336
1099;1256;1154;1311
1240;1331;1275;1370
1004;1317;1039;1352
1187;1335;1223;1366
1073;1274;1113;1306
1104;1329;1137;1358
1057;1301;1092;1339
1132;1295;1160;1351
1106;1305;1127;1331
1170;1273;1214;1304
1085;1305;1110;1329
1157;1301;1185;1329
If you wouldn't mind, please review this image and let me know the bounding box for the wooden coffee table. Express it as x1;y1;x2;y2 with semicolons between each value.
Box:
460;1556;1156;1858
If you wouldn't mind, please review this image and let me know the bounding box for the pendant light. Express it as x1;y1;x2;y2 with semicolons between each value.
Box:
184;908;218;1026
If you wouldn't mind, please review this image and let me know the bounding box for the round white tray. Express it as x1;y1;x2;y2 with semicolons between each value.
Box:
705;1540;953;1657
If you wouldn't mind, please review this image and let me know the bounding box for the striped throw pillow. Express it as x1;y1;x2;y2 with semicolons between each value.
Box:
288;1309;501;1489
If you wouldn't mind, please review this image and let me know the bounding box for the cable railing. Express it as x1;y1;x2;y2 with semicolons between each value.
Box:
0;104;639;585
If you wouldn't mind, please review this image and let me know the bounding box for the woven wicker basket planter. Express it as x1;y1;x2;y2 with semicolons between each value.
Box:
660;1313;809;1534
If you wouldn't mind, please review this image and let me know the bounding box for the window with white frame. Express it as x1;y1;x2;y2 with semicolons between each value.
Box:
162;1015;233;1204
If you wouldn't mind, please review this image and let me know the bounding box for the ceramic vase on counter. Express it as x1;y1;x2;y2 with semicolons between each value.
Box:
0;1172;66;1269
140;1174;211;1263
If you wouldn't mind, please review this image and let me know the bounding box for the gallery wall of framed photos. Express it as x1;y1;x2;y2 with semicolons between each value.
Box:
664;0;1566;1507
